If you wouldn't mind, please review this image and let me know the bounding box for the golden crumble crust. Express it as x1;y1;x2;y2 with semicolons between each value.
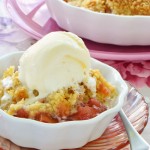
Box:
65;0;150;15
0;66;117;121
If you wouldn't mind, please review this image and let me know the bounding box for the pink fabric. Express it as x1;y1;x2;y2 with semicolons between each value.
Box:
102;60;150;88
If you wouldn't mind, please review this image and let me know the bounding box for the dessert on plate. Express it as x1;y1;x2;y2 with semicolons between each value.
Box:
0;31;117;123
0;31;128;149
65;0;150;15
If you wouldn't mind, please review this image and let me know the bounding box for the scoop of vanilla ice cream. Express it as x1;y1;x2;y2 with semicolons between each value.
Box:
19;32;91;99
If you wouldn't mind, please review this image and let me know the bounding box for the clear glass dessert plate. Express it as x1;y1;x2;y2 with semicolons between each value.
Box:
5;0;150;61
0;84;149;150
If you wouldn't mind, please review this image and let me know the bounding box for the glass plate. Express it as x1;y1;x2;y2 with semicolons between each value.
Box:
0;84;149;150
5;0;150;61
